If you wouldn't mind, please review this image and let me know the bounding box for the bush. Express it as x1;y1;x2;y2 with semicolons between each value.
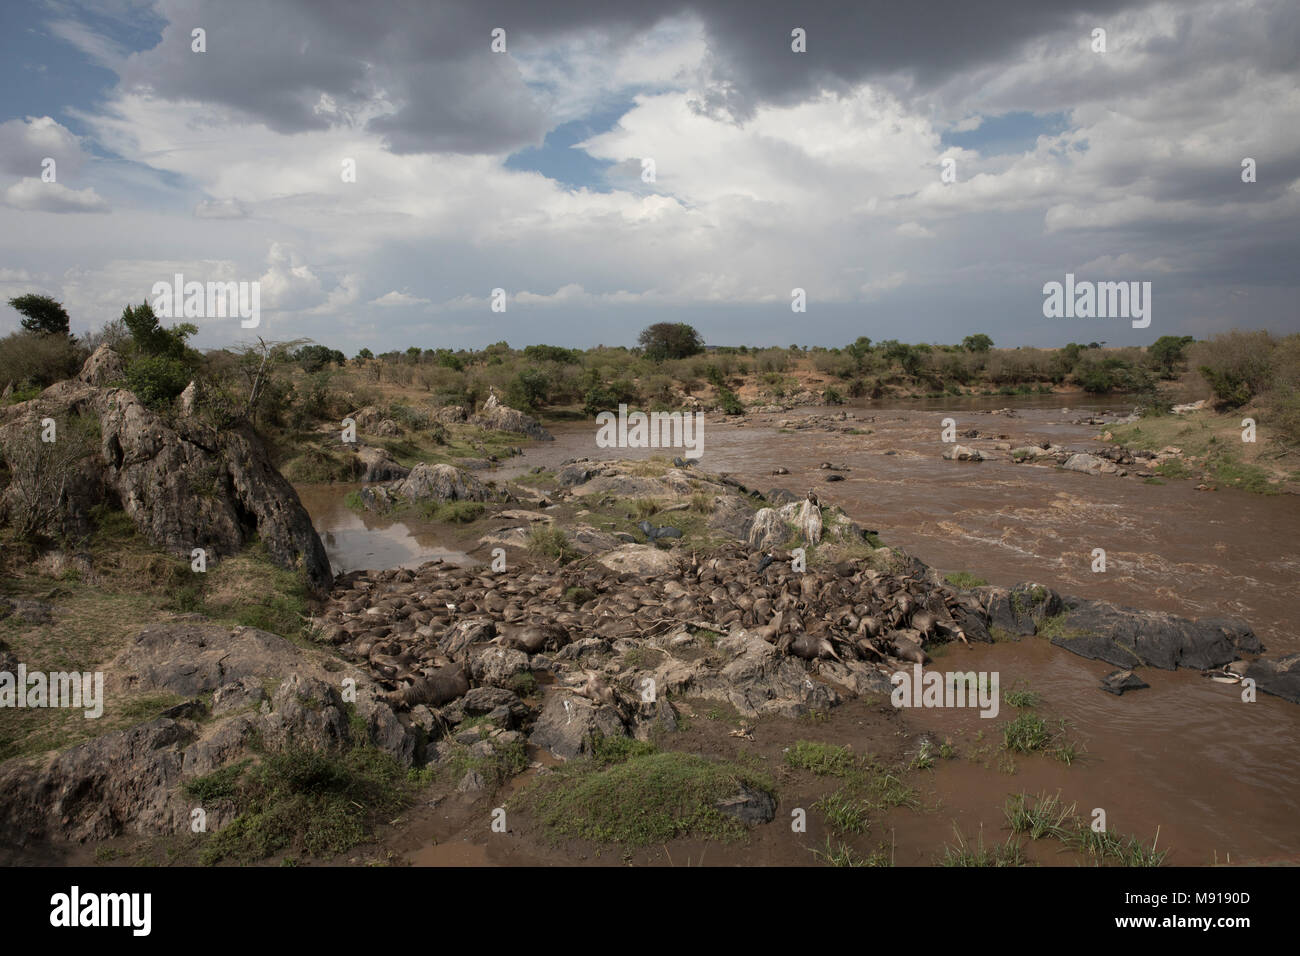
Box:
716;387;744;415
506;366;550;410
583;378;638;417
1192;331;1275;408
125;355;192;409
0;331;85;390
0;410;100;539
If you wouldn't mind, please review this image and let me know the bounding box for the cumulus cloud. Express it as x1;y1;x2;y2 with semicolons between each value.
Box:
6;0;1295;349
4;178;109;213
370;290;432;307
0;116;88;177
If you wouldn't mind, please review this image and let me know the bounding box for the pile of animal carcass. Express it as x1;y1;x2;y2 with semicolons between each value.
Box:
313;541;995;756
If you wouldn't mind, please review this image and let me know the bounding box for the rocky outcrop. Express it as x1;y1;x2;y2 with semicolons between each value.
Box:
471;394;552;441
1237;654;1300;704
354;444;410;482
1046;597;1259;671
0;350;330;593
528;692;625;759
942;444;985;462
77;344;125;387
0;620;419;849
747;508;786;550
359;462;492;511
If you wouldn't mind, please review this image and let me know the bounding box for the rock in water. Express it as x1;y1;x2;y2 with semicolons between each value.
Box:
1100;669;1150;695
471;393;554;440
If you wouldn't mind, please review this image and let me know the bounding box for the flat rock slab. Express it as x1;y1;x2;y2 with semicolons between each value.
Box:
1050;598;1260;671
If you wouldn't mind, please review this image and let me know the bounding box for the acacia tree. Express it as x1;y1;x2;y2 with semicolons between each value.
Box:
8;294;70;336
638;322;704;361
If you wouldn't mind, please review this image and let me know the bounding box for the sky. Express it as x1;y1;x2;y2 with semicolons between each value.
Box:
0;0;1297;354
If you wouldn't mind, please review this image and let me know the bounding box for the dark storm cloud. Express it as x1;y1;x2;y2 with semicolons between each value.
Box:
113;0;1168;155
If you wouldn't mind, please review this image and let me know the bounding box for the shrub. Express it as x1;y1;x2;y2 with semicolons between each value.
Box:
716;387;744;415
1192;331;1275;408
0;331;85;389
125;355;192;409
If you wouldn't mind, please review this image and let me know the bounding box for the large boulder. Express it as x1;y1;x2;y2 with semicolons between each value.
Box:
528;692;625;759
395;463;488;501
747;508;786;550
1046;597;1260;671
0;361;330;593
1238;654;1300;704
471;394;552;440
355;445;409;482
77;344;125;387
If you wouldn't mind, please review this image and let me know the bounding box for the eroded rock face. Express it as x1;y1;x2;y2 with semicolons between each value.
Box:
0;621;419;850
77;344;125;387
0;719;192;845
0;352;330;593
471;394;553;441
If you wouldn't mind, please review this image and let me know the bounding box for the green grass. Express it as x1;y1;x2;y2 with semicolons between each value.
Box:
944;571;989;589
939;825;1029;867
195;738;422;865
808;837;890;867
784;740;859;777
1004;791;1076;840
1002;791;1170;866
437;735;529;789
1153;459;1194;480
814;791;872;835
514;741;776;847
1003;683;1041;708
525;524;580;564
1003;713;1052;753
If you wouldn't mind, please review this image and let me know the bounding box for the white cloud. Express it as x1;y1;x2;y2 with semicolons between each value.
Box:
3;178;110;213
0;116;88;177
370;290;431;307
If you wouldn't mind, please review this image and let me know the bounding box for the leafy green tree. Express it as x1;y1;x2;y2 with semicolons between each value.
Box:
121;301;196;360
845;336;873;371
356;348;373;360
8;294;70;336
962;333;994;353
1147;335;1195;378
638;322;704;362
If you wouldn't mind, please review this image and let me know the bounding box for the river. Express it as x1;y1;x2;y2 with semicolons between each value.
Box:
296;393;1300;864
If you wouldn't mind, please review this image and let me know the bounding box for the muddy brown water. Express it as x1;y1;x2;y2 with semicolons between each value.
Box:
297;394;1300;864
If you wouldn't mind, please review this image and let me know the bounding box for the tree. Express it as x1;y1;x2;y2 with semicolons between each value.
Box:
962;333;994;353
121;301;196;360
8;294;70;336
356;348;373;360
638;322;704;362
845;336;873;372
1148;335;1195;378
